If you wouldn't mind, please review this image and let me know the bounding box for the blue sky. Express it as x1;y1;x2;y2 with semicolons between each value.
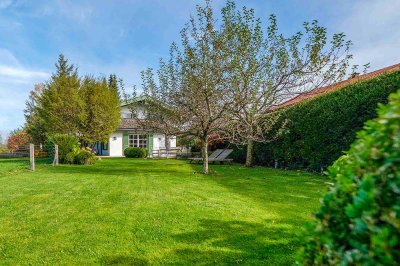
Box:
0;0;399;140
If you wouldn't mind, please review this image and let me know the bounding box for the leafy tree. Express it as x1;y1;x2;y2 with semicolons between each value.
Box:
6;129;30;154
299;89;400;265
24;83;46;143
221;1;352;166
134;1;233;174
39;54;85;135
80;76;120;146
26;54;121;147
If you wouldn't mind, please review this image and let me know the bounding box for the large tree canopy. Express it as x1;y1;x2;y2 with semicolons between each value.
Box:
132;0;353;173
25;54;121;147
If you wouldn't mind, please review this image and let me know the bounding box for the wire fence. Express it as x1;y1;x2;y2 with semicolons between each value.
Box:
0;143;58;171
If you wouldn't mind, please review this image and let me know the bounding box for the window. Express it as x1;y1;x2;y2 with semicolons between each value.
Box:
101;142;108;150
121;112;133;119
128;134;147;148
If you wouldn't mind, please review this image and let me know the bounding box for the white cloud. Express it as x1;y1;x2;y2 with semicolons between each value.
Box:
339;0;400;70
0;48;49;134
0;47;20;66
0;65;48;79
55;0;94;22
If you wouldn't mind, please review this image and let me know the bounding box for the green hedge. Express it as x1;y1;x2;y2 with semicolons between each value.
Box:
299;89;400;265
233;70;400;171
124;147;148;158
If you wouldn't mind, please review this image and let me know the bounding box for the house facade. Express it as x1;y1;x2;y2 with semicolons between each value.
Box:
93;100;176;157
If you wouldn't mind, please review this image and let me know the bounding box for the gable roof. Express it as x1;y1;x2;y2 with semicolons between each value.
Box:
118;118;139;130
275;63;400;109
120;95;150;107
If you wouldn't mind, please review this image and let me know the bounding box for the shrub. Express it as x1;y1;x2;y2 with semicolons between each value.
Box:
45;134;79;163
235;70;400;171
74;149;97;165
124;147;148;158
6;129;30;153
299;89;400;265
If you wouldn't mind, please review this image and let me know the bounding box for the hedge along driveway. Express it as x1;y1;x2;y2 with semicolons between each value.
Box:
233;70;400;171
0;158;326;265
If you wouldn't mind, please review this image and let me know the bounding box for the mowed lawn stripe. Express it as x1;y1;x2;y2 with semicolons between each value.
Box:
0;158;326;265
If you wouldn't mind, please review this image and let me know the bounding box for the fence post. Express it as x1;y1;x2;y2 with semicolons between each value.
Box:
53;144;59;166
29;143;35;171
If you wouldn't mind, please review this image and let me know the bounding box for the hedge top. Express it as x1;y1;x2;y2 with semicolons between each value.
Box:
275;63;400;109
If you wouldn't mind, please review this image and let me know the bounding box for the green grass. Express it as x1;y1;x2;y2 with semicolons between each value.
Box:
0;158;327;265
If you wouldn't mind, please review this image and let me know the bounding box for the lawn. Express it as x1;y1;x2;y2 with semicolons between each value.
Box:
0;158;327;265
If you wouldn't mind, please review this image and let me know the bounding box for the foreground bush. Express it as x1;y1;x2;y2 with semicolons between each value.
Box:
124;147;148;158
45;134;79;163
299;90;400;265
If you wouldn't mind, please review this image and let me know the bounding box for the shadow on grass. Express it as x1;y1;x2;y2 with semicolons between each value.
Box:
165;218;300;265
49;159;197;177
100;256;149;265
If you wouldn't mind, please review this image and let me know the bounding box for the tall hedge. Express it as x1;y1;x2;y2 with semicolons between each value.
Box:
232;70;400;171
299;89;400;265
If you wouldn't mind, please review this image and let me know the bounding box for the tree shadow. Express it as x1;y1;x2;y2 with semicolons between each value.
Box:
100;255;149;265
49;159;197;177
165;218;302;265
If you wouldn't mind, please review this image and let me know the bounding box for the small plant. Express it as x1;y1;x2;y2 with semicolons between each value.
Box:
299;90;400;265
74;149;97;165
45;134;79;163
124;147;148;158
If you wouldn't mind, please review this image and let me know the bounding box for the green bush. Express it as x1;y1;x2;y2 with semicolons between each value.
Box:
74;149;97;165
124;147;148;158
45;134;79;163
234;70;400;171
299;89;400;265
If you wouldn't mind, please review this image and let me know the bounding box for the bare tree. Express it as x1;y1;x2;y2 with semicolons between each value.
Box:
221;2;353;166
129;1;233;174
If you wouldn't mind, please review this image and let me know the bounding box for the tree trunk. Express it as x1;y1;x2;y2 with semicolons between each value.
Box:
201;137;209;174
245;139;253;167
165;135;170;158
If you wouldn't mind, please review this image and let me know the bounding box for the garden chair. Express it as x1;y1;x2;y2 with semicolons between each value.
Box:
209;149;233;164
188;149;223;163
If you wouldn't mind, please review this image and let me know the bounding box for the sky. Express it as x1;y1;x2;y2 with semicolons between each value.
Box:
0;0;399;141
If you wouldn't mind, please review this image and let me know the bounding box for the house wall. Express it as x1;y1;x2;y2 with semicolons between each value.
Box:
120;106;146;119
152;135;177;150
109;132;123;156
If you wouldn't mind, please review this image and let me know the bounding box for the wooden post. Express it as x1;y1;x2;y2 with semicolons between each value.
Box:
29;143;35;171
53;144;59;166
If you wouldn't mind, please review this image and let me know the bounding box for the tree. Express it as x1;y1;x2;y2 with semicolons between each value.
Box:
39;54;85;135
134;1;233;174
108;74;121;100
26;54;121;147
6;129;30;154
24;83;46;143
221;2;353;166
80;76;120;146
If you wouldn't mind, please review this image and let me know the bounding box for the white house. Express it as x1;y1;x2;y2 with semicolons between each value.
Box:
93;98;176;157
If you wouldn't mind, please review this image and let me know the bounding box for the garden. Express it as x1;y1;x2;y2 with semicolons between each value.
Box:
0;158;325;265
1;1;399;265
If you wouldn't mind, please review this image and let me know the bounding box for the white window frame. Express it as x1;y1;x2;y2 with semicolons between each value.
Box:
128;134;147;148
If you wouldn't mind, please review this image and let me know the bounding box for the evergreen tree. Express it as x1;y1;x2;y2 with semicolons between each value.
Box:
108;74;121;100
24;83;47;143
80;76;120;146
54;54;75;78
39;54;85;135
